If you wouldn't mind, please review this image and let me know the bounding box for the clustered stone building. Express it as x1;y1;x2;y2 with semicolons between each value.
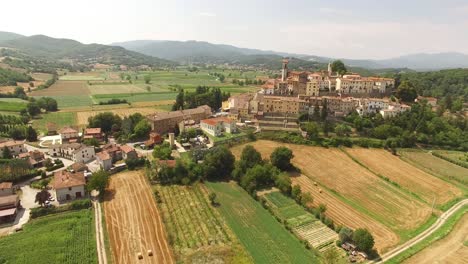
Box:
227;59;409;121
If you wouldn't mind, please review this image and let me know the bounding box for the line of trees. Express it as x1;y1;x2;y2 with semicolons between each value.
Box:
172;86;230;111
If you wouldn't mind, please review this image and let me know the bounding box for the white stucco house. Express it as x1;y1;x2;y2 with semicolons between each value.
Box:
200;117;237;137
96;151;113;171
50;143;95;163
52;170;86;201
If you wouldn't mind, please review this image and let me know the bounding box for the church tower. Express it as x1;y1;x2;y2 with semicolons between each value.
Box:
327;62;332;76
281;58;289;81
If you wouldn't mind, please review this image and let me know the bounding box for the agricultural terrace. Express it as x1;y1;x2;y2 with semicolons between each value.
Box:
0;209;96;264
400;150;468;187
292;174;399;253
230;141;431;233
207;181;317;264
404;213;468;264
103;170;174;264
433;150;468;168
153;184;252;263
263;191;338;251
345;148;463;206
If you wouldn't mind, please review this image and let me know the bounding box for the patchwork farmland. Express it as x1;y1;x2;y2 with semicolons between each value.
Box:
345;148;463;206
291;174;399;252
263;191;338;251
103;171;174;264
154;184;252;263
231;141;432;231
207;181;317;264
399;150;468;187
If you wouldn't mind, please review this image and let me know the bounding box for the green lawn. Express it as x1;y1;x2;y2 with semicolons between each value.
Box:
32;111;78;134
0;100;27;112
0;209;97;264
206;181;317;264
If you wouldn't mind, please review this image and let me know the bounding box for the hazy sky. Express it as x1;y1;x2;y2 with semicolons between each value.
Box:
2;0;468;59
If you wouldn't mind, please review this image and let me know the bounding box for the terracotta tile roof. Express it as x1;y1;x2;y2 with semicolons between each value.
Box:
0;182;13;189
148;105;211;121
46;122;57;131
120;145;135;154
201;117;233;126
96;151;111;161
59;127;78;134
85;128;101;134
0;140;24;148
52;171;85;189
0;194;18;208
71;162;88;172
158;160;176;168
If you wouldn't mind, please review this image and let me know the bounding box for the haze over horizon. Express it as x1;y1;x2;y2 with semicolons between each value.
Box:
1;0;468;60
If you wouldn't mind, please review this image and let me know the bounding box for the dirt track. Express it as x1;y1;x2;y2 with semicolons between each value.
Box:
103;171;174;264
404;213;468;264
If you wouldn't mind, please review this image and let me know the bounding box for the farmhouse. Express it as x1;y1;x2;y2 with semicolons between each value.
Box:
60;127;80;142
52;170;86;201
144;132;163;149
0;182;13;196
96;151;112;171
83;128;103;141
120;145;137;160
147;105;212;135
0;194;20;222
50;143;95;163
0;140;27;157
201;117;237;137
18;150;45;168
102;143;122;162
380;103;411;118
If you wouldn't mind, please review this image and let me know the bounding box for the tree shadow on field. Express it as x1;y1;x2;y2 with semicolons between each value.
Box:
103;189;116;202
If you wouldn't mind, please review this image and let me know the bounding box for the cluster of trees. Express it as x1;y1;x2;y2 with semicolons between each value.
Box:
344;101;468;150
98;98;129;105
209;72;225;82
0;68;33;86
172;86;230;111
87;112;151;142
24;97;58;116
0;87;28;100
0;159;39;183
36;74;58;90
391;69;467;102
331;60;347;76
338;227;375;255
0;114;37;141
231;78;264;86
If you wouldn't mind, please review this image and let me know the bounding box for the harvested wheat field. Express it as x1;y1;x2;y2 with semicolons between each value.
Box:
346;148;462;205
77;107;165;125
231;141;431;231
0;86;17;93
30;80;90;96
404;214;468;264
104;170;175;264
291;174;399;253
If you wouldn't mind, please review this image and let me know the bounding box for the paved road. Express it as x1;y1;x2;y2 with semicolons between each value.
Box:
375;199;468;263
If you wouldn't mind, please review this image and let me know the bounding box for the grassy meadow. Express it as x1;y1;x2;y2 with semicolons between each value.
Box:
207;181;317;264
32;111;78;133
0;209;97;264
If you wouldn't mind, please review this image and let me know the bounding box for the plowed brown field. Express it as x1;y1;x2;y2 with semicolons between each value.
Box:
231;141;431;231
292;174;399;253
346;148;462;205
103;171;175;264
30;80;90;96
404;214;468;264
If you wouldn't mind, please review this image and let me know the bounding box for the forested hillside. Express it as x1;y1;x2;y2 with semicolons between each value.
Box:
0;67;32;85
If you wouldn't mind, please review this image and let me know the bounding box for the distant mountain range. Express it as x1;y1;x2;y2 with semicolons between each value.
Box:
113;40;468;70
0;31;466;71
0;32;175;67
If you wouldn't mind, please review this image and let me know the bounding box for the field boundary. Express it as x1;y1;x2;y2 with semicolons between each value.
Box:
376;199;468;263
